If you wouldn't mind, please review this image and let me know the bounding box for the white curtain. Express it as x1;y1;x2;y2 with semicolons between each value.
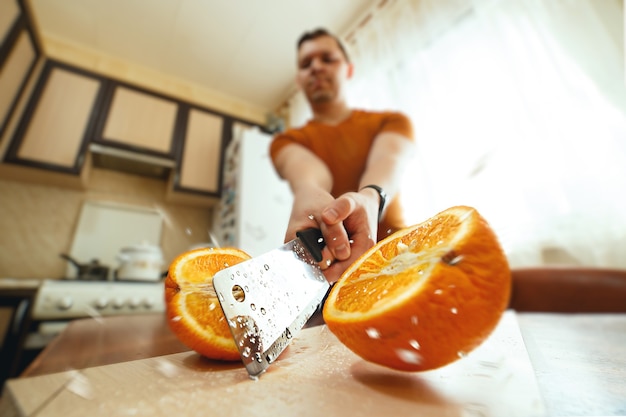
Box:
287;0;626;268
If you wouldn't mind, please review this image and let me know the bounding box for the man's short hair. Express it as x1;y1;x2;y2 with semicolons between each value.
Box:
297;28;350;63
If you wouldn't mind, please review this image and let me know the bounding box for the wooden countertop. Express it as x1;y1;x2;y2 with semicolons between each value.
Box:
516;313;626;416
21;314;188;378
3;312;626;416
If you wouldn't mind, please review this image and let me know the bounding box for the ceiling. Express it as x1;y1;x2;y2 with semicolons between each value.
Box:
27;0;378;113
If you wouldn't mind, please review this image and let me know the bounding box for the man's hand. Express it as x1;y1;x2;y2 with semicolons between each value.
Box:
283;183;335;243
283;188;379;283
273;140;405;283
317;190;380;283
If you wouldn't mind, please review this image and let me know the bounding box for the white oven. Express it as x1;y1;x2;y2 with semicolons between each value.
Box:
27;279;165;349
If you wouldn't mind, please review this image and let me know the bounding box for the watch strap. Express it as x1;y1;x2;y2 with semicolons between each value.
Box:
360;184;387;222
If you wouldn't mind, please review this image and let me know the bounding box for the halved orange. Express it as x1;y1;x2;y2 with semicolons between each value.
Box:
164;247;251;361
322;205;511;371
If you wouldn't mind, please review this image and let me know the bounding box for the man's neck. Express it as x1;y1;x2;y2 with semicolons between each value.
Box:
310;101;352;126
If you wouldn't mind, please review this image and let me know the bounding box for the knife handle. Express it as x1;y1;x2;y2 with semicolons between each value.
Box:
296;228;325;263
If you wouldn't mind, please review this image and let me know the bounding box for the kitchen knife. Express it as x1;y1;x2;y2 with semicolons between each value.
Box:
212;228;329;379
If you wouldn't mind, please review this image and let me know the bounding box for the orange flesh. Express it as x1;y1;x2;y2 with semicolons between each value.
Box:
333;213;467;314
164;248;251;361
323;206;511;372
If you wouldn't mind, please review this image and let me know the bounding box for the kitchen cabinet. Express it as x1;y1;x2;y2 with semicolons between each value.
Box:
165;105;228;206
0;0;41;142
2;35;264;203
0;0;20;41
4;60;106;175
93;82;182;160
0;28;37;140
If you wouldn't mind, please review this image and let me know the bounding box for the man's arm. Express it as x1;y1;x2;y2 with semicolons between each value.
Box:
273;131;415;283
359;130;416;217
320;131;415;282
273;142;333;196
321;130;415;231
273;143;359;277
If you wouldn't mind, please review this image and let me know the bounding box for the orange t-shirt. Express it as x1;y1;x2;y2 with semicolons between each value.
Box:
269;109;414;240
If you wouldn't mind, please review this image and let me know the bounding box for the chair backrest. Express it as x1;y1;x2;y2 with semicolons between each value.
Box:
508;267;626;313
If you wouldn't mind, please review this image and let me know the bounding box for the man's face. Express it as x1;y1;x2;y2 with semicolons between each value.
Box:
296;35;352;104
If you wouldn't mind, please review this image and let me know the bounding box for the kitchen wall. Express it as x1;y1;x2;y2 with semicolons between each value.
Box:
0;167;213;279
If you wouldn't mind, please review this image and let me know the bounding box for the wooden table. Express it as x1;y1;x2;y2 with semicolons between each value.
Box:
5;312;626;416
21;314;189;378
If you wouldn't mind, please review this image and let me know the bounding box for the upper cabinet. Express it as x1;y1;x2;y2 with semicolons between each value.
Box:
2;58;263;203
4;61;106;174
0;0;41;142
93;83;182;160
166;106;229;206
0;2;265;205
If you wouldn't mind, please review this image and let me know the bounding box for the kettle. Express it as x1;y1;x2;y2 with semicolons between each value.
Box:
115;242;165;282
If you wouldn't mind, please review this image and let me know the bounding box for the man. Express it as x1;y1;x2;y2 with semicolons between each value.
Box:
270;28;415;283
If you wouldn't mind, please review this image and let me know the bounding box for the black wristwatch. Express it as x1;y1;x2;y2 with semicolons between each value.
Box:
360;184;387;222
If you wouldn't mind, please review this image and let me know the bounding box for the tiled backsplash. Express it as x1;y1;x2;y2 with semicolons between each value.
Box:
0;168;213;279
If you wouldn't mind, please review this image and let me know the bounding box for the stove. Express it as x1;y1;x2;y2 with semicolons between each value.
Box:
0;278;166;386
32;279;165;320
0;199;167;386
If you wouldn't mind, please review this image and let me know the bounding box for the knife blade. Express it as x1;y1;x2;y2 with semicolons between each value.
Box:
212;228;329;379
